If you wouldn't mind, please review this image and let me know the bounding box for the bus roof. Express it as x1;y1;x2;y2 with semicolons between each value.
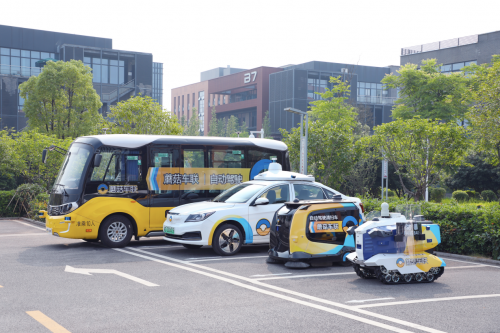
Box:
76;134;287;151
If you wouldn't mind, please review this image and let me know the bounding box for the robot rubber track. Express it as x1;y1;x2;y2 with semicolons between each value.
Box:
354;264;445;284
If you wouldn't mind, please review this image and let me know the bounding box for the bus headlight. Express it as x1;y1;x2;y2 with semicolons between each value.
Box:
185;212;215;222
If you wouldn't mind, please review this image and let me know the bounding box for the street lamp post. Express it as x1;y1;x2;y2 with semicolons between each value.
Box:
249;128;264;138
284;107;309;175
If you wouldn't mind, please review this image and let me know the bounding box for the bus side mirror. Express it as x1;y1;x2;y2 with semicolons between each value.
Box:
42;149;48;164
94;154;103;167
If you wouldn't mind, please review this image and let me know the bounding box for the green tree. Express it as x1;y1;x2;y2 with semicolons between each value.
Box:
208;107;218;136
464;55;500;164
19;60;103;139
0;131;23;190
217;118;226;137
239;120;249;138
107;95;182;135
226;116;239;137
263;110;272;138
367;117;469;201
309;76;357;124
11;130;73;190
382;59;470;122
445;153;500;193
184;108;200;136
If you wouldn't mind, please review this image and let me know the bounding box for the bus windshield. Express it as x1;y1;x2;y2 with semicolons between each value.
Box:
212;183;265;203
49;143;93;205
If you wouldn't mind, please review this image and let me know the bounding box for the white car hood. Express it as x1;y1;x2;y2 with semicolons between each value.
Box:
170;202;236;215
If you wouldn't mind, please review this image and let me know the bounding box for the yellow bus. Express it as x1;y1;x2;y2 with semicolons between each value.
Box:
40;135;289;247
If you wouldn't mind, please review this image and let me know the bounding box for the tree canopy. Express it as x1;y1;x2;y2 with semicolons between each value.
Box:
366;117;469;200
19;60;103;139
183;108;201;136
464;55;500;165
382;59;469;122
107;95;182;135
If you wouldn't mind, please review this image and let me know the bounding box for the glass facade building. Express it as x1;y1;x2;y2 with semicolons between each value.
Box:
268;61;399;136
0;25;162;131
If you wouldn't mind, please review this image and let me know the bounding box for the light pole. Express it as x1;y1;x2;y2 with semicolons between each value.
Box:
284;107;309;175
249;128;264;138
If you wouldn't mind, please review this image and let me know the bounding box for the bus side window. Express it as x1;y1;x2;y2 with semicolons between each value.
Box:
180;148;206;204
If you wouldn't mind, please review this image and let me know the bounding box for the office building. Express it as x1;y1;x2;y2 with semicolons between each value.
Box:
0;25;162;131
172;62;398;138
400;31;500;71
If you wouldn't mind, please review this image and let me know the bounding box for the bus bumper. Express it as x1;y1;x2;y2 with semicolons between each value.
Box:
44;212;99;240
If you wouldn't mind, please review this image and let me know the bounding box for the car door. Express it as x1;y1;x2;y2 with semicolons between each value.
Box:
248;184;290;243
149;145;181;230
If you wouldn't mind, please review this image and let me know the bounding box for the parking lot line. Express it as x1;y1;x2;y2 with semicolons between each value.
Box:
254;272;356;280
446;265;487;269
133;246;184;249
187;255;268;262
13;221;46;231
250;273;292;277
347;298;395;303
26;310;70;333
119;248;445;333
353;294;500;309
0;233;47;237
444;258;500;269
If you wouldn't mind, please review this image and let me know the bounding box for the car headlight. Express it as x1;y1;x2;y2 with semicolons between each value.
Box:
185;211;215;222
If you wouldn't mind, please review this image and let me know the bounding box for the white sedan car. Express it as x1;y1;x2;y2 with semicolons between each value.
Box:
163;162;364;255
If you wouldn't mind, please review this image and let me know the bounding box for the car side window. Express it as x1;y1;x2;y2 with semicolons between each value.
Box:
259;185;290;204
294;184;325;200
324;189;336;199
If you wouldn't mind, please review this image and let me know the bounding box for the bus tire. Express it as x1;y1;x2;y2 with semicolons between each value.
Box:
212;224;243;256
100;215;133;248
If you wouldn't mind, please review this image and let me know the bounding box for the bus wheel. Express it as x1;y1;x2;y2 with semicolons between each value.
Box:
182;244;203;249
212;224;243;256
100;215;133;248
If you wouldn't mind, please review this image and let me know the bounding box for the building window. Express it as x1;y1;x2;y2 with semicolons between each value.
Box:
0;47;54;77
441;60;476;73
198;91;205;133
307;72;332;100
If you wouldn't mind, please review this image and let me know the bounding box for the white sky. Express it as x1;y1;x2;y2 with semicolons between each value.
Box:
2;0;499;109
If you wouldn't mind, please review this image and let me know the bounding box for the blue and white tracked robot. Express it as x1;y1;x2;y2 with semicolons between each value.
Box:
346;203;446;284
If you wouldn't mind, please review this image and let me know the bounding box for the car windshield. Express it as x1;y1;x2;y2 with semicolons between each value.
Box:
213;183;265;203
53;143;93;190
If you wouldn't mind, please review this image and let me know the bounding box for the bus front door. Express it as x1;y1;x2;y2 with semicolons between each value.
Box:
149;146;180;230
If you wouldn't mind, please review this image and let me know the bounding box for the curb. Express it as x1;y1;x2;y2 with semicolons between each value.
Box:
0;217;46;228
435;251;500;267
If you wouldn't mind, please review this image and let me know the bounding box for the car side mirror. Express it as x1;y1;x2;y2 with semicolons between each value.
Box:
254;198;269;206
94;154;102;167
42;149;48;164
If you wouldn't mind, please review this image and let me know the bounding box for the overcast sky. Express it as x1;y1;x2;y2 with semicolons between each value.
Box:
2;0;499;109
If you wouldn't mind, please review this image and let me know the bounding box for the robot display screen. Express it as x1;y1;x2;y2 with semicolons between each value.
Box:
306;208;359;245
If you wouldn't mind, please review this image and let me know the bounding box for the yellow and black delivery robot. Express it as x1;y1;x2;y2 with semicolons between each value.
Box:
268;197;362;268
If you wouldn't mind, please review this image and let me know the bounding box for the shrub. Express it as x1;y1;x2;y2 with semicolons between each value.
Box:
465;190;476;199
481;190;498;202
452;190;469;202
0;190;19;217
430;188;446;203
387;189;396;197
10;184;47;219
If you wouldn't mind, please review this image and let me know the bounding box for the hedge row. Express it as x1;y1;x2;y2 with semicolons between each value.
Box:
362;198;500;260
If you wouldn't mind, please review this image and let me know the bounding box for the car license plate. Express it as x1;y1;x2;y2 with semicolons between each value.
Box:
164;226;175;234
46;227;52;234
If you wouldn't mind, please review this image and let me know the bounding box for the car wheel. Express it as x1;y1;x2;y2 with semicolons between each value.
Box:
212;224;243;256
100;215;133;248
182;244;203;249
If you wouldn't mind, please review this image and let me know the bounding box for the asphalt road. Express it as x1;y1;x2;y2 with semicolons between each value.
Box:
1;219;500;333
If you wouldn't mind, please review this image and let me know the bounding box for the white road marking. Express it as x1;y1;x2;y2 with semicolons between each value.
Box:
353;294;500;309
347;298;395;303
64;265;159;287
446;265;487;269
444;258;500;269
255;272;356;280
133;245;184;249
0;233;47;237
13;220;46;231
188;256;222;260
119;247;445;333
250;273;292;277
187;255;268;262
